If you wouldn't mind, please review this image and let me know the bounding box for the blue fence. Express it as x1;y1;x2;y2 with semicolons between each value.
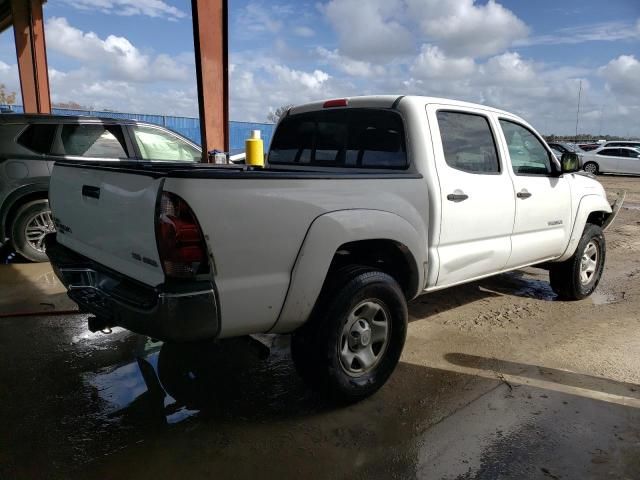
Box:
1;104;275;151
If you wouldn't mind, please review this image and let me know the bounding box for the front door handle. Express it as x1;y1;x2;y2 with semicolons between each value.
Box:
447;192;469;202
82;185;100;199
517;190;532;199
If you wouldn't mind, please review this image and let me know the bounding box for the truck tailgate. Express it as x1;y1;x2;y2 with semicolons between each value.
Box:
49;164;165;287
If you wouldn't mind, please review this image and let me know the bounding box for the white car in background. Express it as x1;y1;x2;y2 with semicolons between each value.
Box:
581;147;640;175
599;140;640;151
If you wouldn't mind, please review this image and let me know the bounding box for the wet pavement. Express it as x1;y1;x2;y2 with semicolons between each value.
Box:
1;176;640;479
0;312;638;479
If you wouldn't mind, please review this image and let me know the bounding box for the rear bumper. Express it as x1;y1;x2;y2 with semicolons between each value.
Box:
45;234;219;342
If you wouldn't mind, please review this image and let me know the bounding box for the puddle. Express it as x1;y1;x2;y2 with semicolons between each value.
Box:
84;336;317;427
482;271;558;302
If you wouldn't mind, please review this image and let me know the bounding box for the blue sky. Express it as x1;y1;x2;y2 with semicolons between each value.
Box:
0;0;638;135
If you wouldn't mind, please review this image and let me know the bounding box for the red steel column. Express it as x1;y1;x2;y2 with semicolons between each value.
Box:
191;0;229;162
11;0;51;113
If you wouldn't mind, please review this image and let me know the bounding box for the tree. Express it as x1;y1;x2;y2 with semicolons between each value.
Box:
0;84;17;105
53;101;91;110
267;104;294;123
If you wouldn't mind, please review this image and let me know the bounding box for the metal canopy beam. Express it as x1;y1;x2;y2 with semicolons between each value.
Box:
191;0;229;161
11;0;50;113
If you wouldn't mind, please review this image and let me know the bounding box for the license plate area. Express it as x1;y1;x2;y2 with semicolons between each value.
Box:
68;287;115;321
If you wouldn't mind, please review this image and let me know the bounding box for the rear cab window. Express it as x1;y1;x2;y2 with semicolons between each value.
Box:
17;124;58;154
268;108;408;169
58;124;129;159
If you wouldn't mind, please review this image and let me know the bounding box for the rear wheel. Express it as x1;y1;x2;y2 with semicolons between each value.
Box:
291;268;408;403
583;162;599;175
549;224;605;300
11;200;55;262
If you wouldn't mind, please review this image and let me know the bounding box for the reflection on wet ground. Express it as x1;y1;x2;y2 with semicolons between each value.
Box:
87;335;319;427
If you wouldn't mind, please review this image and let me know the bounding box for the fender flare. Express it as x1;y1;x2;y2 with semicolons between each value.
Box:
270;209;426;334
556;194;612;262
0;182;50;241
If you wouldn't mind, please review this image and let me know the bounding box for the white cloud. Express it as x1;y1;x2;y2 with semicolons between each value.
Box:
268;65;330;91
406;0;529;57
517;19;640;46
228;53;347;122
599;54;640;97
46;67;198;116
321;0;413;61
0;60;20;102
237;3;284;34
317;47;386;77
293;26;315;38
410;44;475;79
46;17;190;83
61;0;187;20
480;52;536;84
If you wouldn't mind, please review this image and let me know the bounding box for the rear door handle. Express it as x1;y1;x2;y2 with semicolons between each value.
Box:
517;190;532;199
447;192;469;202
82;185;100;199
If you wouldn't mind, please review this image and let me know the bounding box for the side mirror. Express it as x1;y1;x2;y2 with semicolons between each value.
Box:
561;152;580;173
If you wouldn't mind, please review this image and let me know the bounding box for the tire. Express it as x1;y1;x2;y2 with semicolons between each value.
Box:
10;199;55;262
549;224;605;300
583;162;599;175
291;268;408;403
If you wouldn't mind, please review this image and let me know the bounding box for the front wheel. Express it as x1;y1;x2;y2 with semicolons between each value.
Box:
291;269;408;403
10;199;55;262
549;224;605;300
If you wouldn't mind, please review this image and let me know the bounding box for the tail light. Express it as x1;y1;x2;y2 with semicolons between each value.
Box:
156;192;209;279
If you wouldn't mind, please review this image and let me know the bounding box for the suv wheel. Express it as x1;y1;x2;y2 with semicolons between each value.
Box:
11;200;55;262
549;224;605;300
291;268;408;403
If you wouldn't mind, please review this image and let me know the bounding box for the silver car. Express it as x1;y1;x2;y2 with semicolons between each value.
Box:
581;146;640;175
0;114;202;261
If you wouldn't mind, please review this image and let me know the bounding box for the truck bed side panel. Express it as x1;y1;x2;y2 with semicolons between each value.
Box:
162;175;428;337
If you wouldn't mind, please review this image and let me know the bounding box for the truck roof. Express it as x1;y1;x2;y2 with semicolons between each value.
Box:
289;95;516;118
0;113;141;125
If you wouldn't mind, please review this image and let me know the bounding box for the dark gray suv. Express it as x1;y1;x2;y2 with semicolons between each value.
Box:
0;114;202;261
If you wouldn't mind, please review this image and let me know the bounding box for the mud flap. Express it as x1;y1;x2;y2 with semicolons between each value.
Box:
603;190;626;231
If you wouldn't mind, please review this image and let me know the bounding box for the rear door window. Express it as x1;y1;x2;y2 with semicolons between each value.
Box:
269;108;407;169
17;124;58;154
437;111;500;174
59;124;129;159
599;149;620;157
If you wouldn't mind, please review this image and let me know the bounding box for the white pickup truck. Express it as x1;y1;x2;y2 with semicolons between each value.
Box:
46;96;623;402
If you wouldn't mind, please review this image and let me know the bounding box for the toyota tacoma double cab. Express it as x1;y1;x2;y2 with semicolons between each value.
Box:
45;96;623;402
